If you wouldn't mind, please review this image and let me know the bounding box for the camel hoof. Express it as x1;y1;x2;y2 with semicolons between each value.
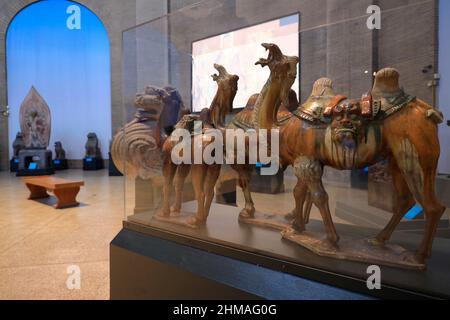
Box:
400;252;426;266
284;211;295;221
239;208;255;219
158;210;171;218
186;216;206;227
412;252;427;265
368;238;385;247
322;238;340;251
170;205;181;214
291;221;305;233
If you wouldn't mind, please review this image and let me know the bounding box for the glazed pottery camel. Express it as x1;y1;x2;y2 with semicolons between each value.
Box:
227;44;299;219
255;65;444;264
160;64;239;226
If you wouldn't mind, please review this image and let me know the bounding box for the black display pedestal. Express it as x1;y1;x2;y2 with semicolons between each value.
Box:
10;158;19;173
53;159;68;171
111;227;369;300
108;152;122;176
17;149;54;177
111;202;450;300
83;157;104;171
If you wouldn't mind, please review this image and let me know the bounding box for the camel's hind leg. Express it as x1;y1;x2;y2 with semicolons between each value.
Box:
373;158;415;245
171;164;191;213
203;164;222;219
389;138;445;263
161;160;177;217
187;164;208;226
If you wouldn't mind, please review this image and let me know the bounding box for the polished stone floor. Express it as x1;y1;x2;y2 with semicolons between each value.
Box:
0;170;124;300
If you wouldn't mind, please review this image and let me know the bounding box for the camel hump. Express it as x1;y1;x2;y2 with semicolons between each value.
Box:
373;68;401;94
310;78;334;97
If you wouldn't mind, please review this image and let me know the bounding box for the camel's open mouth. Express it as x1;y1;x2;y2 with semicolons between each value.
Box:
255;43;283;67
212;63;227;80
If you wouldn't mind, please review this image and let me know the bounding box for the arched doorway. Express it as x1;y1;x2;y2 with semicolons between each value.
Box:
6;0;111;163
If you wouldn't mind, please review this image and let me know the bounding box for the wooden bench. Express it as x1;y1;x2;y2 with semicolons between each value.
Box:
23;176;85;209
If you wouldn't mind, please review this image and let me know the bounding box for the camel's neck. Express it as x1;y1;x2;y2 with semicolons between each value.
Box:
252;79;283;129
210;87;233;128
252;59;297;129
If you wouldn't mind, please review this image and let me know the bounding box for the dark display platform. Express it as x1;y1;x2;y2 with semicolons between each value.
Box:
111;228;370;300
83;157;104;171
122;202;450;300
10;158;19;172
16;168;54;177
53;159;68;170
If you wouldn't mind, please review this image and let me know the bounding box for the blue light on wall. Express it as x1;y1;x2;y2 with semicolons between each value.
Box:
7;0;111;159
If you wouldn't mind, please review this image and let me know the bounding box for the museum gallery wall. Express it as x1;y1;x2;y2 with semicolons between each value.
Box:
6;0;111;161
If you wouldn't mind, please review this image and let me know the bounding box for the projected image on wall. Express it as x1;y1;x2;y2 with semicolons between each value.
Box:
192;14;299;112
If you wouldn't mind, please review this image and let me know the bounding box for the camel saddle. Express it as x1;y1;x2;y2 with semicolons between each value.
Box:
294;70;416;124
294;91;414;124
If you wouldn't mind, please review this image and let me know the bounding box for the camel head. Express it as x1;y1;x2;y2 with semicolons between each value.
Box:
211;63;239;108
255;43;299;93
135;86;170;113
253;43;299;129
210;64;239;127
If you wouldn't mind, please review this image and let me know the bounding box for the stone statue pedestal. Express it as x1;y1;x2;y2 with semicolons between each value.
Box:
53;159;68;170
16;149;54;177
10;157;19;173
83;157;104;171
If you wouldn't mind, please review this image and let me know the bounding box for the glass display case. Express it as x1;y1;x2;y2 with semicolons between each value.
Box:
113;0;450;299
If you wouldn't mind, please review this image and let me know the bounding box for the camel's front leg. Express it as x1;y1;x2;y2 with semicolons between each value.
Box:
285;178;313;225
232;164;255;219
290;179;308;232
294;157;339;246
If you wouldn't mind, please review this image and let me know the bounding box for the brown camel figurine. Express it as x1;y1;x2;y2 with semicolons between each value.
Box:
256;65;444;264
227;43;299;220
160;64;239;226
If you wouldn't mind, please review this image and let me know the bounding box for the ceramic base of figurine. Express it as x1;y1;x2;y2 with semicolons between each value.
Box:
83;157;104;171
239;211;291;231
153;211;205;229
281;227;426;270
